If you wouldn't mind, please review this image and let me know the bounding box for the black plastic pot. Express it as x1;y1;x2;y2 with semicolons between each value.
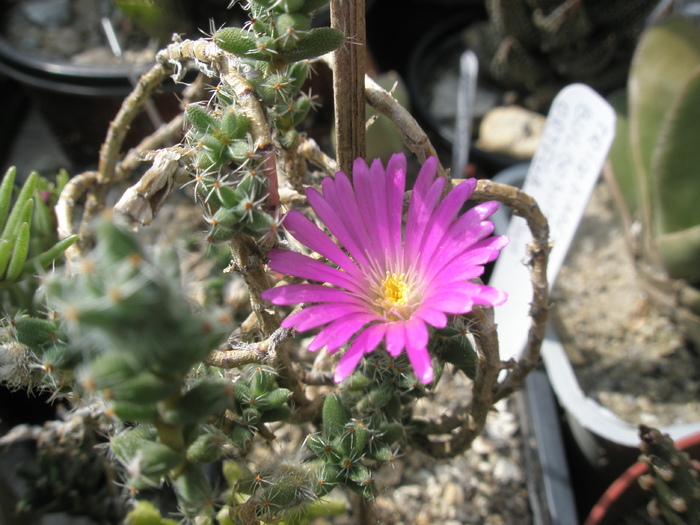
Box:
0;23;182;169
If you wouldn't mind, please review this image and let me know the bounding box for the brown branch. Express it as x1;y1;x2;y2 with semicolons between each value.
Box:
409;180;550;457
365;75;446;179
469;179;551;402
331;0;366;175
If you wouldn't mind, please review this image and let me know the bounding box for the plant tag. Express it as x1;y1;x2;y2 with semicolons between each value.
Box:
490;83;616;362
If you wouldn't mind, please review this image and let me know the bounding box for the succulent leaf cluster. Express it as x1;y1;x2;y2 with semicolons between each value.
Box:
304;352;433;501
29;217;239;514
607;15;700;344
182;0;342;244
638;425;700;525
465;0;659;109
12;218;304;517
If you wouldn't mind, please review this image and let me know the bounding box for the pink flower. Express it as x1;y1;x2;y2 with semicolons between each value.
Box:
261;154;508;384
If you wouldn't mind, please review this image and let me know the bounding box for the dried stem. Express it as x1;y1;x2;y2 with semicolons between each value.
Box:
470;180;551;403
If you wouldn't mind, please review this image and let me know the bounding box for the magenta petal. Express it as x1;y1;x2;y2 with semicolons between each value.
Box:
308;312;379;352
334;344;365;383
384;322;406;357
404;318;432;383
473;285;508;306
405;177;445;262
267;250;364;294
334;323;387;382
351;157;382;253
368;158;391;259
385;153;406;257
406;345;433;384
331;172;373;252
281;303;365;331
283;210;362;279
262;283;364;306
418;179;477;263
421;290;474;314
308;184;371;268
414;307;449;328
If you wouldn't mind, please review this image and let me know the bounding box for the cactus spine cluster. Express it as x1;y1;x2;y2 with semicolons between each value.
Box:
465;0;659;110
638;425;700;525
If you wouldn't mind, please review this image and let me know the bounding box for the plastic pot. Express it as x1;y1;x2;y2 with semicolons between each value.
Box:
0;19;182;169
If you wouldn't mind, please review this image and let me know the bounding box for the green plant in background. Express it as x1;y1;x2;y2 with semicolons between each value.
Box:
465;0;660;110
606;15;700;346
637;425;700;525
0;167;77;310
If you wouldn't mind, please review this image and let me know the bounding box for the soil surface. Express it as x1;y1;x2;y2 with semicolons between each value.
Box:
551;180;700;427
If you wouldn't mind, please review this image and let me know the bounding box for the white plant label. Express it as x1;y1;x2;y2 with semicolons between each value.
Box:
490;83;616;362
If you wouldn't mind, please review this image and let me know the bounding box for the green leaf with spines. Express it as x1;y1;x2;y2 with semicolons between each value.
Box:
11;315;60;353
259;405;291;422
214;27;259;56
378;421;403;445
85;353;142;390
230;423;255;452
220;107;249;140
275;13;311;37
111;401;159;423
161;378;231;425
110;425;158;464
301;0;331;14
0;240;11;278
136;441;184;477
172;461;214;515
227;140;254;165
187;429;229;463
214;28;277;61
287;60;309;93
268;0;304;13
255;387;292;410
278;27;344;63
322;393;352;438
106;371;179;404
186;103;220;135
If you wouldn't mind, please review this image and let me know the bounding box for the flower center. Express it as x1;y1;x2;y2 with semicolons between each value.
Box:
381;272;409;306
374;272;415;321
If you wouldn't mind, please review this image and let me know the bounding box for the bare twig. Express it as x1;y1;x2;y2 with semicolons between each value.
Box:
365;75;447;179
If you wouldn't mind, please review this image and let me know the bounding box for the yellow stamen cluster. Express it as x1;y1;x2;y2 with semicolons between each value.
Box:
381;272;409;306
375;272;414;321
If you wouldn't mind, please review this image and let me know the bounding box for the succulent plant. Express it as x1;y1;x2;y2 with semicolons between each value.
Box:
464;0;660;110
637;425;700;525
0;167;76;293
176;0;343;246
0;0;554;522
606;15;700;346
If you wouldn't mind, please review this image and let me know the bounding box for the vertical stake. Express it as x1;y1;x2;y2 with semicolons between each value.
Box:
330;0;366;178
